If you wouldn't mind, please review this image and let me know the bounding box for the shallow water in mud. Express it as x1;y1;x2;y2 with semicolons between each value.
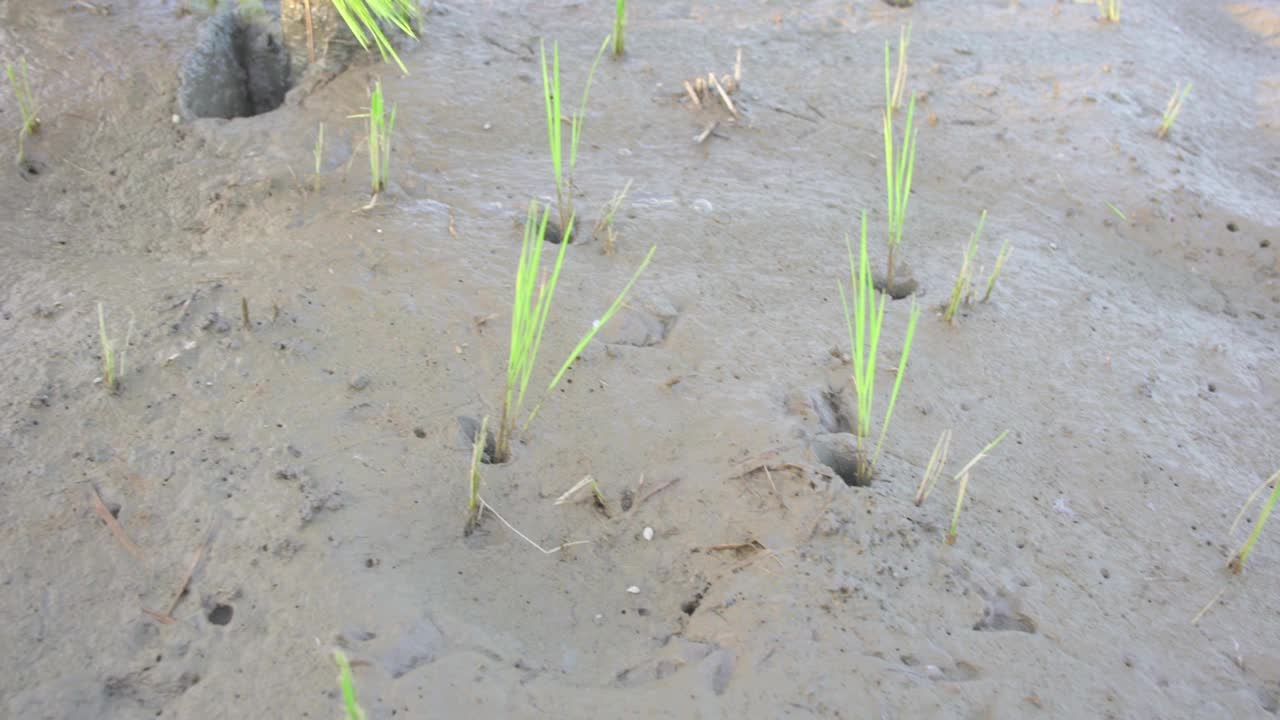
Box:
3;1;1280;718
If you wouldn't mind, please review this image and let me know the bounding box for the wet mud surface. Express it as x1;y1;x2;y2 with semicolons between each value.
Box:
3;1;1280;718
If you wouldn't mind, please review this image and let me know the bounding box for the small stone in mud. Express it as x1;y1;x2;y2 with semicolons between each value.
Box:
456;416;496;463
275;465;304;481
212;432;230;442
201;312;231;334
620;489;635;512
348;374;371;391
32;303;63;319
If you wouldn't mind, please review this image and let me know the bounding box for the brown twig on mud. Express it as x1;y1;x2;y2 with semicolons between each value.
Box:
142;532;211;624
448;206;458;239
1190;586;1228;626
636;476;681;507
302;0;316;65
708;539;765;554
694;121;718;144
90;487;142;560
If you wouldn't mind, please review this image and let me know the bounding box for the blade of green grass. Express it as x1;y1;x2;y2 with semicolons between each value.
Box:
1229;468;1280;574
980;239;1012;303
946;429;1009;545
1157;82;1191;139
882;48;918;286
330;0;419;75
332;649;367;720
524;243;657;429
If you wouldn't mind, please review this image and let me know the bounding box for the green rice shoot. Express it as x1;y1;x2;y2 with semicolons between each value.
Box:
613;0;627;57
888;25;911;112
593;179;633;254
946;429;1009;545
914;429;952;506
465;415;488;532
980;240;1012;303
97;303;126;394
494;201;657;462
541;36;610;236
1228;467;1280;574
943;210;987;324
838;211;921;484
332;649;366;720
882;50;918;288
1105;201;1127;223
1098;0;1120;23
330;0;420;75
6;58;39;163
312;122;325;191
366;81;395;196
1156;82;1191;139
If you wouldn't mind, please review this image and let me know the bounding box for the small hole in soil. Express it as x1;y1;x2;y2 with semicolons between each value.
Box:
681;594;703;615
1227;222;1239;232
413;427;426;439
178;11;291;120
207;604;234;626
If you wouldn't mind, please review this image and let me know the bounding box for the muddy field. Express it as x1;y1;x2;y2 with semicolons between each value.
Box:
3;0;1280;717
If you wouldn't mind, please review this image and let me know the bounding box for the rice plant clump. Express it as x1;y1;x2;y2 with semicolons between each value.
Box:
943;211;987;324
613;0;627;57
330;0;420;74
494;201;656;463
1156;82;1191;140
1228;468;1280;574
6;58;39;163
464;415;488;535
366;80;395;197
541;37;610;238
838;211;921;484
97;303;128;394
946;430;1009;545
593;180;632;254
882;44;918;288
1098;0;1120;23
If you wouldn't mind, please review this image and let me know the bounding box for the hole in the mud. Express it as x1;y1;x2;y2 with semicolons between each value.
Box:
457;416;497;464
681;594;703;616
178;11;291;120
207;603;234;626
544;220;575;245
1227;222;1239;233
811;433;873;487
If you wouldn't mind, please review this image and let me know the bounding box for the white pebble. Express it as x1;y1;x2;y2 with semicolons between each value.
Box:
642;527;654;541
626;586;640;594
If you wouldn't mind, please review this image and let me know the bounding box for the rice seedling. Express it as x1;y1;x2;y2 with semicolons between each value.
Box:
366;81;395;197
1156;82;1191;140
332;649;367;720
888;25;911;112
312;122;325;191
330;0;420;75
1097;0;1120;23
97;303;128;394
914;429;952;506
6;58;39;164
838;212;921;484
541;36;610;238
464;415;489;534
1105;201;1127;222
494;201;656;463
882;48;918;288
1228;467;1280;574
554;474;612;516
981;239;1012;303
943;211;987;324
946;429;1009;545
592;179;632;254
613;0;627;57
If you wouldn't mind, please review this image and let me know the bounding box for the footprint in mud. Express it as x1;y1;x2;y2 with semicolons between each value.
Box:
973;594;1037;634
599;297;680;348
